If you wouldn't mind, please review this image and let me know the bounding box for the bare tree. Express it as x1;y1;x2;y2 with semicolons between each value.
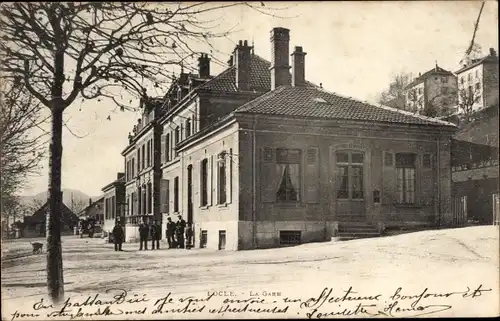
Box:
379;72;412;110
0;2;285;303
1;81;47;228
457;83;482;122
423;88;458;118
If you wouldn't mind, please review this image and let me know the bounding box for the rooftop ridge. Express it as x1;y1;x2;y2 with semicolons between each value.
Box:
317;84;456;127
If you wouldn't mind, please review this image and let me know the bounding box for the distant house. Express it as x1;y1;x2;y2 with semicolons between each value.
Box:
102;173;126;235
22;200;79;238
455;48;499;113
405;64;458;116
79;196;104;223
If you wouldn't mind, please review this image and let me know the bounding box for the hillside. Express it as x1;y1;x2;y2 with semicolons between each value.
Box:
19;189;97;213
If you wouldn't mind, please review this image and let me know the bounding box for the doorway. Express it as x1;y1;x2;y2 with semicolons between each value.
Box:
333;150;366;221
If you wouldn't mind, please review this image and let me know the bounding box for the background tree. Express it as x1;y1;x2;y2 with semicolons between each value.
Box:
1;81;47;231
457;83;482;123
378;72;412;110
0;2;284;303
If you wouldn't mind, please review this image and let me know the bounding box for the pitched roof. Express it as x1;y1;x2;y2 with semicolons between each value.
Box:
197;54;316;92
25;202;79;225
235;86;456;127
406;66;455;89
455;54;499;74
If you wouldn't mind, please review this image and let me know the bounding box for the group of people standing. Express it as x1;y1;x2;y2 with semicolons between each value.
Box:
111;215;193;251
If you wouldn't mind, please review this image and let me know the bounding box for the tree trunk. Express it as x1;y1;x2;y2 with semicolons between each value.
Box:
46;106;64;303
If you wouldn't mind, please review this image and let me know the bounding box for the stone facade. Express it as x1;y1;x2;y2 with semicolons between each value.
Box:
405;66;457;116
102;173;125;234
455;48;499;112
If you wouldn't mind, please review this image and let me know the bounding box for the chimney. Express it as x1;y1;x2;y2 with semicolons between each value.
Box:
291;46;307;87
234;40;252;91
270;27;291;90
490;48;496;57
198;53;210;78
227;55;233;67
89;198;92;206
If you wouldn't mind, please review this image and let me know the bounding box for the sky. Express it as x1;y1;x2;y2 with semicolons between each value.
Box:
20;1;498;197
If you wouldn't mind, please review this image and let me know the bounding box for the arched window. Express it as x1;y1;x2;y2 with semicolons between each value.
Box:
336;151;364;200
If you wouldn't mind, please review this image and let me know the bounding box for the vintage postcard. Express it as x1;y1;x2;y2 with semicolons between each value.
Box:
1;1;499;319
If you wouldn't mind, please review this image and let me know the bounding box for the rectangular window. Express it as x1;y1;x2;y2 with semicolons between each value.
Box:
165;133;170;162
141;145;145;169
185;119;191;137
147;141;151;167
174;176;179;213
201;159;208;206
396;153;416;204
279;231;301;246
441;87;448;95
218;152;227;204
174;126;180;158
137;149;141;172
200;230;208;248
336;151;364;200
442;76;448;83
276;149;301;202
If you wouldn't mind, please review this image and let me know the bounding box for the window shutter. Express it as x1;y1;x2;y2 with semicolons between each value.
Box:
261;148;276;203
382;151;396;204
208;155;213;206
227;149;233;204
197;160;202;205
305;147;320;203
160;135;166;163
420;154;434;207
214;154;219;204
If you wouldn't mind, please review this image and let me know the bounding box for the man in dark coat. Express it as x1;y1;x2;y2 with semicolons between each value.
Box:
138;219;149;250
176;215;186;249
151;219;161;250
112;222;124;251
166;217;176;249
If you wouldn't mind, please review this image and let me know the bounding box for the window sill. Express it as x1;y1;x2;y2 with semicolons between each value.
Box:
218;203;229;208
394;203;423;209
199;206;209;210
273;202;304;208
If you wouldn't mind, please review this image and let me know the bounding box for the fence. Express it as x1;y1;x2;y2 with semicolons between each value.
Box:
451;196;468;227
493;194;500;226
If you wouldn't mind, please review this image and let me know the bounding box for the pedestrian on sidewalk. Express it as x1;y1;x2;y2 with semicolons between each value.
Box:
166;217;176;248
112;221;124;251
176;215;186;249
139;218;149;250
151;219;161;250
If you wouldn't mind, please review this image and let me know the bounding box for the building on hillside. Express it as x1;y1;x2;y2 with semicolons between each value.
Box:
22;196;79;238
120;27;456;251
455;48;499;113
404;64;458;116
102;173;125;235
451;104;499;225
79;196;104;223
